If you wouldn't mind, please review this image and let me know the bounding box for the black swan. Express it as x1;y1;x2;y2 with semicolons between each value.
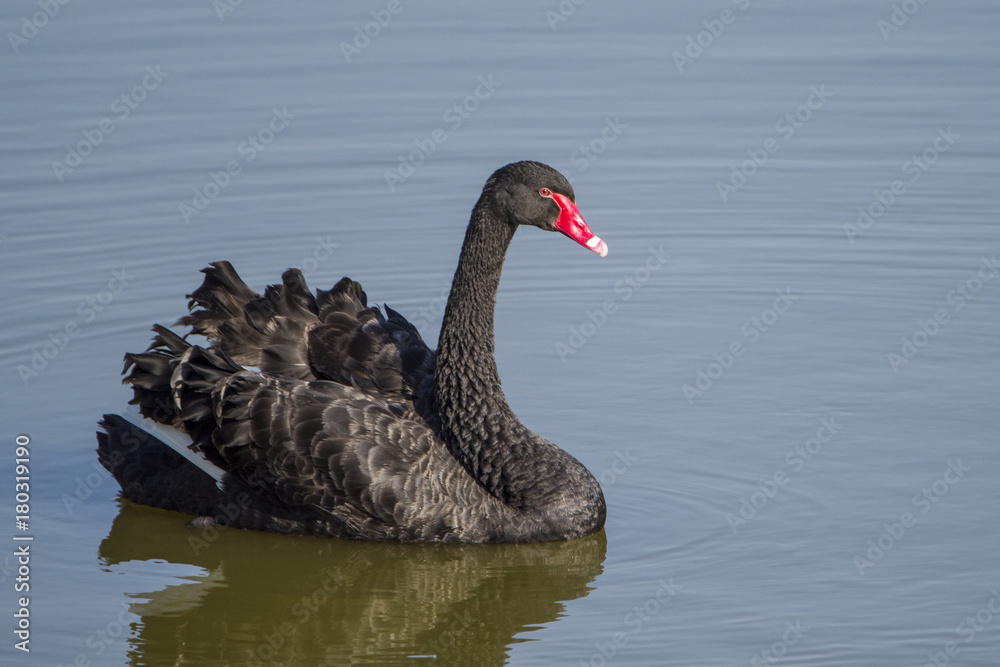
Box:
97;161;608;543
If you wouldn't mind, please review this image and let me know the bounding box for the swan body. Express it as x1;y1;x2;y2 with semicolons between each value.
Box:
97;161;608;543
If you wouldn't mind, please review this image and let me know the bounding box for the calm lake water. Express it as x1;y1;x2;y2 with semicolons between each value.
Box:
2;0;999;665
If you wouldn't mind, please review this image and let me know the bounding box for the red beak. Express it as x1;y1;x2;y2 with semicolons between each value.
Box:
549;192;608;257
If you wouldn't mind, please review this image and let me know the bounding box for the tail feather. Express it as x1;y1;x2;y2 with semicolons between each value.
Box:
97;414;224;514
316;277;368;321
181;261;258;328
99;262;440;534
97;412;322;534
177;262;322;379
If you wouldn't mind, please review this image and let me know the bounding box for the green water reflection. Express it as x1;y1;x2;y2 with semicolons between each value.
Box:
99;502;606;666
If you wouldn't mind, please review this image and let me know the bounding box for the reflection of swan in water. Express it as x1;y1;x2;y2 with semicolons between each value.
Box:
99;502;606;665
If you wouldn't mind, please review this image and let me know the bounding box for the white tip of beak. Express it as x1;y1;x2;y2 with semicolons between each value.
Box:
587;236;608;257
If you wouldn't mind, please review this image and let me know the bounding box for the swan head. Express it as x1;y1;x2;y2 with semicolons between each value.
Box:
488;161;608;257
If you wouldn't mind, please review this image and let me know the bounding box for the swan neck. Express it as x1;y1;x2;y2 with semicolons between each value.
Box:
434;197;525;500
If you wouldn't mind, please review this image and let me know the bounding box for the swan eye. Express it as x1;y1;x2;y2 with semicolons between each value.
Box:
539;188;552;197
